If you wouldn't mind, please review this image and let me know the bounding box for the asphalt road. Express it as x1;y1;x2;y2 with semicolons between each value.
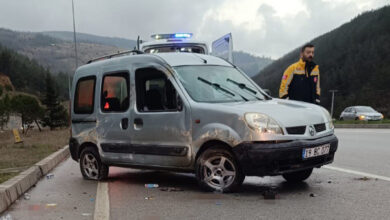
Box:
2;129;390;220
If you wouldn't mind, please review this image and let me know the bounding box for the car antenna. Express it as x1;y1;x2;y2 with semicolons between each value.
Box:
192;53;207;64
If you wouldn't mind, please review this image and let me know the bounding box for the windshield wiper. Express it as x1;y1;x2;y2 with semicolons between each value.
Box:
197;77;248;101
226;78;263;100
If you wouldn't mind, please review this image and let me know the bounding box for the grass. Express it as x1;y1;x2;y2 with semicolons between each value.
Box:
0;128;69;183
334;119;390;124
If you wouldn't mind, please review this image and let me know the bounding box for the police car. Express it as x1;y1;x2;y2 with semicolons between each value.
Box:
139;33;233;62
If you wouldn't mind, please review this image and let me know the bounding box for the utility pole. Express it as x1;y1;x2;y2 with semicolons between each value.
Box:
69;0;78;100
329;90;338;118
72;0;78;69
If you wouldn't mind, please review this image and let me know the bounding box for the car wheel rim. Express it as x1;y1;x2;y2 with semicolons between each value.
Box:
202;155;236;190
82;153;99;179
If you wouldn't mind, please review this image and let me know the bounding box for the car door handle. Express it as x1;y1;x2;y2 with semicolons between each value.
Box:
134;118;143;130
121;118;129;130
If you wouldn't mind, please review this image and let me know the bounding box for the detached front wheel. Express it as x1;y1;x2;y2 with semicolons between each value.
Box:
196;146;244;193
80;146;109;180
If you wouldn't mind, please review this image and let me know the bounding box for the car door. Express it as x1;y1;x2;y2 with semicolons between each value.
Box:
129;64;192;167
95;67;133;163
211;33;233;63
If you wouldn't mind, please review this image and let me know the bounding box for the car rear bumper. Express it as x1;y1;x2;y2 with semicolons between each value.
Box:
232;134;338;176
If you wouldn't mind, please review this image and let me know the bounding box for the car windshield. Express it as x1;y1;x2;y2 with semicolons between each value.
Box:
355;106;376;113
173;65;266;103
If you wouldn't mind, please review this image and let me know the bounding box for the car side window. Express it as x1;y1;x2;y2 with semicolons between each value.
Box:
101;73;130;112
74;76;96;114
135;68;181;112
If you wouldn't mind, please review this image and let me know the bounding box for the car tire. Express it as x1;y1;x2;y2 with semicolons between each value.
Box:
339;117;344;121
282;168;313;183
80;146;109;180
195;146;244;193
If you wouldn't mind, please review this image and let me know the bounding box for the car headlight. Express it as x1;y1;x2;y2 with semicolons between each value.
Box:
244;113;283;134
359;115;366;120
320;107;334;129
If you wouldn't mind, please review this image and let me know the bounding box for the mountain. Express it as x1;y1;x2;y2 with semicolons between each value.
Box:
42;31;137;49
253;6;390;117
0;28;273;98
0;28;122;75
233;51;273;77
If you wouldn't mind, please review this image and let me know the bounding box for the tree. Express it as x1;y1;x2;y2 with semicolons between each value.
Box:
0;94;11;130
11;94;44;134
42;73;69;130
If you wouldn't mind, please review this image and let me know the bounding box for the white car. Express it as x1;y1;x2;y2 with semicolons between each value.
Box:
339;106;384;121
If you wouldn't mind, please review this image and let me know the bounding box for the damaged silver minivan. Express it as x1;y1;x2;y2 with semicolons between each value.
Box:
69;51;338;192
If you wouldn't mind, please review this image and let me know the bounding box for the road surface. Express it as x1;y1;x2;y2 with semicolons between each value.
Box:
2;129;390;220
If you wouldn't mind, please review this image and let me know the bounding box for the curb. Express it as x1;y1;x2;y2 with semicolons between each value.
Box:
0;145;69;214
335;124;390;129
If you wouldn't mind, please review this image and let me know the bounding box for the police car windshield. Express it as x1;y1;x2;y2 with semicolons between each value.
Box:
145;46;205;54
174;65;265;103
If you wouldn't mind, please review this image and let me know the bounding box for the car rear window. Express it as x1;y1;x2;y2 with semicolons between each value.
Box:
74;76;96;114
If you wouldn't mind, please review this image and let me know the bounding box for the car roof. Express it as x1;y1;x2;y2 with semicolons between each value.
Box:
74;52;232;79
153;53;232;67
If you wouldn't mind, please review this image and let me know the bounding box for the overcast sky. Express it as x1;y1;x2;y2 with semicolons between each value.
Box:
0;0;388;58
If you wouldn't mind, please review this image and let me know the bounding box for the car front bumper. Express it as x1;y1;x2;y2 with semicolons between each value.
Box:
232;134;338;176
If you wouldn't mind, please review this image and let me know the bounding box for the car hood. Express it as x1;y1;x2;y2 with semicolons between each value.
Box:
217;99;327;127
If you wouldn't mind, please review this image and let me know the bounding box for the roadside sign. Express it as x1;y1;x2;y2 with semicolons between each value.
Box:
13;128;23;143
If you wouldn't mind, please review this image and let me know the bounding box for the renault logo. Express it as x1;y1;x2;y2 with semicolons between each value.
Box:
308;125;316;136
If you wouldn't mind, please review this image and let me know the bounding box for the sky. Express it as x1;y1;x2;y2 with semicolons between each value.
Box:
0;0;388;58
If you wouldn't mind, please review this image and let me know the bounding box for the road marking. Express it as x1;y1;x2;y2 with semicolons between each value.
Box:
94;182;110;220
324;165;390;182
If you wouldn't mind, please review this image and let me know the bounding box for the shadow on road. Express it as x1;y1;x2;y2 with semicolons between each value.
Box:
107;167;312;196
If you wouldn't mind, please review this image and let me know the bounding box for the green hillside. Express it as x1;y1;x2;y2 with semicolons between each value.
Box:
0;44;68;99
253;6;390;117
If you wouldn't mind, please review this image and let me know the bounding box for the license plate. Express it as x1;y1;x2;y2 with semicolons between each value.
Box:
302;144;330;159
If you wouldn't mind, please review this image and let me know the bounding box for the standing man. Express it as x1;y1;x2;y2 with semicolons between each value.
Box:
279;44;320;104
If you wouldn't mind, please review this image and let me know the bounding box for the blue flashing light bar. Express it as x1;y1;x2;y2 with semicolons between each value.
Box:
151;33;193;40
174;33;192;38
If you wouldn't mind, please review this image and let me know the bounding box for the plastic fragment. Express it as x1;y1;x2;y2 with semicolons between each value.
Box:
24;193;31;200
145;184;159;188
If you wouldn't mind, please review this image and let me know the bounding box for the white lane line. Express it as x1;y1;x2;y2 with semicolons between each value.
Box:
324;165;390;182
94;182;110;220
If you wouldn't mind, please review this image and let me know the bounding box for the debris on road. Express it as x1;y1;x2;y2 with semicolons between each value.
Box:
145;184;159;188
46;173;54;179
24;193;31;200
263;188;279;200
144;196;155;200
90;198;95;202
159;187;184;192
82;213;92;217
310;193;317;197
328;181;332;184
355;176;371;181
0;214;13;220
45;203;57;208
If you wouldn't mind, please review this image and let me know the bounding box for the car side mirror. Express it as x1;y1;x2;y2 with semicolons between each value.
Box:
263;89;271;96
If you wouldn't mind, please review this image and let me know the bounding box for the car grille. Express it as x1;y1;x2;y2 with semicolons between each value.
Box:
314;123;326;132
286;126;306;135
